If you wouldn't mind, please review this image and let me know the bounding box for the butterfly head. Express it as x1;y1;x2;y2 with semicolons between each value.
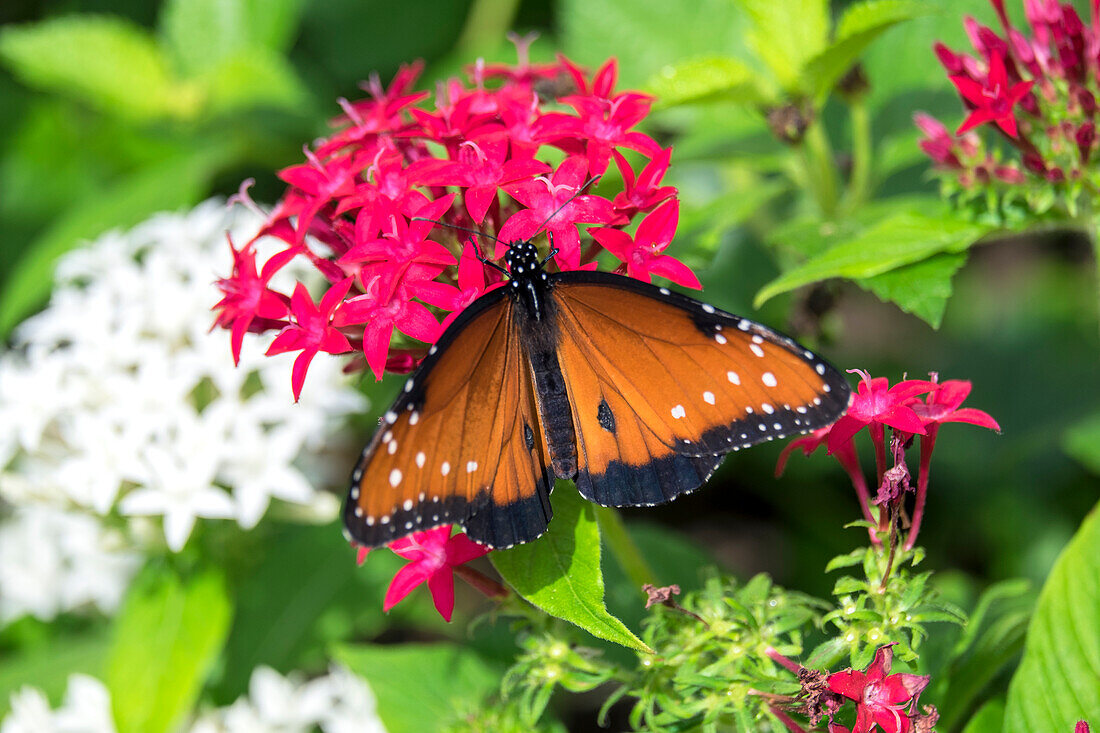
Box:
504;239;550;288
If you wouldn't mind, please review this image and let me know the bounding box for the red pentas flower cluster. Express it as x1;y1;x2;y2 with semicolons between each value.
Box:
777;370;999;549
916;0;1100;215
214;41;689;401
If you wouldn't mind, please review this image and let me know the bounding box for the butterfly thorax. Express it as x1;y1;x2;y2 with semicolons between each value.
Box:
505;239;553;325
503;239;577;479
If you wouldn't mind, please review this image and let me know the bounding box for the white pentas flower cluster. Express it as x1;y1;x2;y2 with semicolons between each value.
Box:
1;667;385;733
0;200;368;622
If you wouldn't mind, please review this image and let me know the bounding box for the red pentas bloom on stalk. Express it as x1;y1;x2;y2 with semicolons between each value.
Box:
213;42;688;399
917;0;1100;210
826;645;930;733
777;370;998;548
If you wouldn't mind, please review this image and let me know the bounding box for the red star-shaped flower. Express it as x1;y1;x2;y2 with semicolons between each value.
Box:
590;200;700;288
265;279;355;401
212;238;294;365
380;526;490;621
827;371;938;455
333;277;442;381
909;379;1000;432
950;51;1034;137
827;645;930;733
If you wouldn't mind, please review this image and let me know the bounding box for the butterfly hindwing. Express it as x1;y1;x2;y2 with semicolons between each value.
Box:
344;288;553;549
549;271;850;507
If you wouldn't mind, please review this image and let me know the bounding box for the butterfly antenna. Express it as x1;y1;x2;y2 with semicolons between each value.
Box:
535;175;601;233
411;217;509;274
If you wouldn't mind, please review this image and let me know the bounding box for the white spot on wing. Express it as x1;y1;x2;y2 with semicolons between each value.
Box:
715;334;727;345
441;461;451;476
762;403;774;414
409;411;420;425
750;343;765;358
416;451;426;468
384;411;397;424
387;441;397;454
466;460;478;473
816;363;826;375
389;469;402;487
671;404;686;419
762;372;777;387
403;499;413;510
728;371;740;385
703;391;716;405
659;287;671;296
702;303;715;314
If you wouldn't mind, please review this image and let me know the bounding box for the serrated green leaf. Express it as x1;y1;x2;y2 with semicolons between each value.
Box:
492;484;651;652
825;548;868;573
803;0;929;100
857;249;967;328
0;142;232;338
832;576;866;595
647;56;769;108
735;0;829;90
160;0;305;74
197;49;305;114
1004;502;1100;732
755;212;990;307
333;643;498;733
1063;411;1100;475
0;16;193;121
107;568;232;733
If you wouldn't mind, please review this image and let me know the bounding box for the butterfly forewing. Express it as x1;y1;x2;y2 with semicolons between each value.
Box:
549;271;850;507
344;290;553;549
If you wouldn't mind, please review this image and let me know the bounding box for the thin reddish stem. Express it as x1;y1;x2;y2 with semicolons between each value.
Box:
905;427;938;551
765;646;802;675
454;564;509;600
769;705;808;733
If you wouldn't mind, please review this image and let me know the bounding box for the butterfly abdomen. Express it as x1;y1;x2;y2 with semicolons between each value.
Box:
528;345;578;479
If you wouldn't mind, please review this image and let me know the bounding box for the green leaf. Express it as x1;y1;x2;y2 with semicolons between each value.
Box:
160;0;305;74
333;643;498;733
735;0;829;90
1063;411;1100;475
0;629;111;716
0;16;193;121
0;142;232;338
961;699;1006;733
559;0;751;89
197;49;305;114
754;212;990;307
491;484;652;652
107;568;233;733
856;251;968;328
803;0;928;100
647;56;769;108
216;522;400;702
1004;502;1100;732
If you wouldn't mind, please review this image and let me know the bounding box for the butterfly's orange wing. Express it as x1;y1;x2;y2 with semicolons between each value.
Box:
343;291;554;549
549;271;851;507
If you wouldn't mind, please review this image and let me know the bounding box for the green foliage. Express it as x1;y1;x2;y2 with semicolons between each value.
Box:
1063;411;1100;475
755;212;990;309
647;57;767;108
0;626;111;716
492;485;651;652
334;642;500;733
0;16;189;121
736;0;829;91
856;252;969;329
106;567;232;733
0;0;310;335
0;143;233;336
1004;502;1100;732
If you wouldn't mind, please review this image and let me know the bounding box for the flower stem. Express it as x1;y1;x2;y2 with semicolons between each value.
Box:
844;98;872;214
770;705;808;733
905;429;937;551
455;0;522;54
454;564;509;600
801;120;840;219
593;505;656;590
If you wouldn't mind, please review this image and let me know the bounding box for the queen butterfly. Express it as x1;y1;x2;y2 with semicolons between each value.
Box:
343;238;851;549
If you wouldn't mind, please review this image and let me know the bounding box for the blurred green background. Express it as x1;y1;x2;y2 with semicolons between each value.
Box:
1;0;1098;727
